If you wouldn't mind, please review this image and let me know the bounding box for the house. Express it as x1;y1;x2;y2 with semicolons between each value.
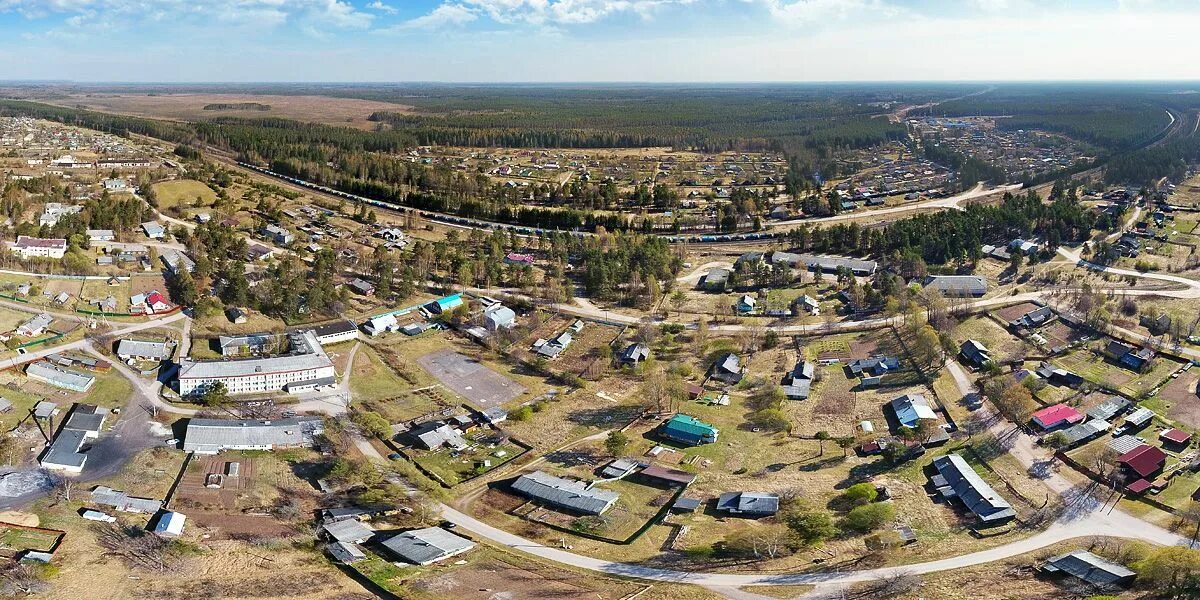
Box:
1104;340;1154;372
82;510;116;523
703;268;730;292
929;454;1016;525
1035;363;1084;387
1140;312;1172;334
86;229;116;243
1041;550;1136;588
9;236;67;259
1118;444;1168;483
102;178;128;191
798;295;820;316
922;275;988;297
26;362;95;392
38;203;81;227
141;221;166;239
782;360;814;400
1030;404;1084;431
261;224;294;245
152;512;186;537
484;304;517;331
715;492;779;517
182;417;325;454
619;343;650;366
379;527;475;565
510;471;619;515
90;486;162;514
847;356;899;378
1058;419;1111;448
959;340;992;368
16;313;53;337
536;331;573;358
406;421;468;451
735;294;757;314
347;278;375;296
1009;238;1040;255
225;307;248;324
1086;397;1132;422
246;244;275;262
660;414;719;446
321;519;373;544
1009;306;1056;329
1160;428;1192;446
710;352;744;384
364;313;400;336
890;394;937;428
159;249;195;274
115;339;171;362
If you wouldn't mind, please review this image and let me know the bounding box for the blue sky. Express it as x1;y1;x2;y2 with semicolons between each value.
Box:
0;0;1197;82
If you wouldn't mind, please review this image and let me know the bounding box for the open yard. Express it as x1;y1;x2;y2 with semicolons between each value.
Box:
151;179;217;212
417;349;527;408
1051;346;1184;399
951;315;1029;364
410;429;524;486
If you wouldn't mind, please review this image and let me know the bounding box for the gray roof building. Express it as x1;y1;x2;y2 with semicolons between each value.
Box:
930;454;1016;524
26;362;95;392
715;491;779;517
326;541;367;564
1087;397;1132;422
1042;550;1136;587
923;275;988;297
90;486;162;514
407;421;468;451
321;519;373;544
379;527;475;565
116;339;172;361
182;417;325;454
511;471;619;515
769;252;878;276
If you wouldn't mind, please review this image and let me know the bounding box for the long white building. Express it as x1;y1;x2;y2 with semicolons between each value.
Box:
177;330;335;397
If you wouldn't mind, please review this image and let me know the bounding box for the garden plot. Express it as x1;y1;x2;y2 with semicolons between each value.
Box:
951;316;1029;364
169;452;313;539
417;349;527;408
1051;347;1184;399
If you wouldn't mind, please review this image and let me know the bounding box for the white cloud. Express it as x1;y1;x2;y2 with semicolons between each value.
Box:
755;0;897;26
394;3;478;30
367;1;398;14
1;0;373;35
444;0;696;26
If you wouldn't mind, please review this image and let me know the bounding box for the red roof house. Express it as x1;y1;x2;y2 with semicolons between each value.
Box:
1126;478;1152;494
145;291;171;313
1030;404;1084;431
1118;444;1168;479
1160;428;1193;445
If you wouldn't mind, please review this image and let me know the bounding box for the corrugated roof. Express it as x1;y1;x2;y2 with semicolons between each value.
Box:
182;417;324;453
931;454;1015;523
511;471;619;515
380;527;475;565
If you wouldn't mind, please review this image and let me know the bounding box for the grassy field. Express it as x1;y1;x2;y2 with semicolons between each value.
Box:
151;179;217;212
951;316;1029;364
412;430;523;486
1052;347;1183;399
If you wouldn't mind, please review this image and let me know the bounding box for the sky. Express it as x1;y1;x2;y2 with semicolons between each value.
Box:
0;0;1197;82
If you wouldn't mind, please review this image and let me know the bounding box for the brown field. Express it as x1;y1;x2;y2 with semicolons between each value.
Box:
1162;371;1200;428
38;93;413;130
169;453;317;539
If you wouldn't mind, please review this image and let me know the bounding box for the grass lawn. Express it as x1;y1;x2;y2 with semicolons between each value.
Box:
1052;348;1183;399
412;431;523;486
152;179;217;212
0;525;61;552
86;372;134;410
951;316;1028;363
352;552;418;595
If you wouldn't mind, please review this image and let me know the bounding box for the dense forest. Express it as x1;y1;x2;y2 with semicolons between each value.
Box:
782;190;1099;264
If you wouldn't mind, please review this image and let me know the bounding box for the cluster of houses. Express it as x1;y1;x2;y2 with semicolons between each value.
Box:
533;319;583;359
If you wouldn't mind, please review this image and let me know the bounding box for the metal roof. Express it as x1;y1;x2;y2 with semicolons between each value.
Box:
931;454;1015;523
26;362;94;391
511;471;619;515
182;417;324;453
322;519;373;543
379;527;475;565
1044;550;1136;586
116;339;171;359
90;486;162;513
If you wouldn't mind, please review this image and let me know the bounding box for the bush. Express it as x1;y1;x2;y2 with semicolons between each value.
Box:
842;483;879;506
840;502;895;533
510;406;534;421
784;508;837;546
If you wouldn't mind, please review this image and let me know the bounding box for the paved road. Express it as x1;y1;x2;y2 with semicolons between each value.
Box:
0;311;186;372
